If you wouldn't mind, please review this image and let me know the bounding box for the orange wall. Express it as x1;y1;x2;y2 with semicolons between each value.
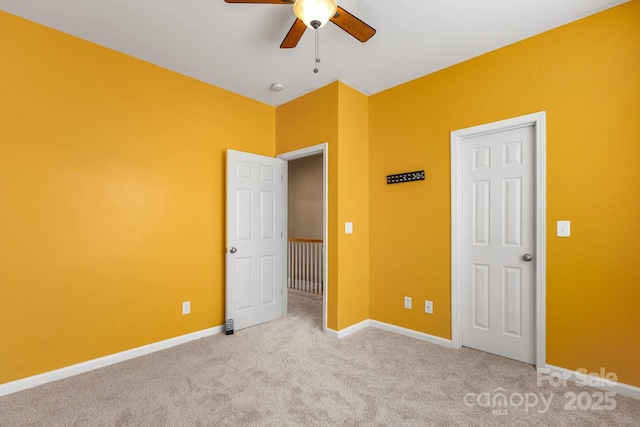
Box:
369;1;640;386
335;83;370;328
0;11;275;384
276;83;340;329
3;0;639;390
276;82;370;330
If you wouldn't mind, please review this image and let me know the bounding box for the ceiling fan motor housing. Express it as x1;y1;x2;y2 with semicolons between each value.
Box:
293;0;337;29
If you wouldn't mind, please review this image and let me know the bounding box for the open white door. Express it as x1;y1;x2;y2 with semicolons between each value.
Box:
226;149;286;333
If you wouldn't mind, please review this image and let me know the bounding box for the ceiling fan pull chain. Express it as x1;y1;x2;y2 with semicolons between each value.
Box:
313;27;320;73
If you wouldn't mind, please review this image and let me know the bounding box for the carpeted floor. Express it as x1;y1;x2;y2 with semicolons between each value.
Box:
1;289;639;426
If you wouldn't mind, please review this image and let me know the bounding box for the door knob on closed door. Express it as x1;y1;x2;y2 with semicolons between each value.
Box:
522;254;533;262
229;247;237;254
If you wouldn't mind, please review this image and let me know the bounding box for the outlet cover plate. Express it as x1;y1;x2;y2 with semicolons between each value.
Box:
425;300;433;314
557;220;570;237
182;301;191;315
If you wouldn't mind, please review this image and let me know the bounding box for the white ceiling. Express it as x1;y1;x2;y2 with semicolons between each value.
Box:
0;0;627;106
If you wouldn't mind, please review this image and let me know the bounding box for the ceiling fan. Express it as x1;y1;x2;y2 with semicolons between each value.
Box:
224;0;376;48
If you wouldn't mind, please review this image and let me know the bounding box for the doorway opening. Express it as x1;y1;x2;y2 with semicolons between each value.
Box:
278;143;328;332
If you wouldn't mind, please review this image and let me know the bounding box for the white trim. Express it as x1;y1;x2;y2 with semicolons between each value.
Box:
277;143;326;161
369;320;453;348
326;319;453;348
534;114;547;368
334;319;371;338
450;112;547;369
541;365;640;401
281;158;289;317
5;321;638;404
0;326;223;398
278;143;328;333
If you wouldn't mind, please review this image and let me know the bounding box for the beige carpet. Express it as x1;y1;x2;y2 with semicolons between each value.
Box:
1;290;639;426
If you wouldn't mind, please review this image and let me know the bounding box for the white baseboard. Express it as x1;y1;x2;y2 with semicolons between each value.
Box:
0;325;224;398
324;320;371;339
369;320;453;348
7;323;637;403
329;323;640;401
325;318;453;348
541;364;640;401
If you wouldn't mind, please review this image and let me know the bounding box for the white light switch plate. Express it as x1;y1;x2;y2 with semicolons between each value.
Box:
557;221;571;237
345;222;353;234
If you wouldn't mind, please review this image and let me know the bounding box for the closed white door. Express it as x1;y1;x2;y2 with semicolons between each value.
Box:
461;125;535;364
226;149;285;332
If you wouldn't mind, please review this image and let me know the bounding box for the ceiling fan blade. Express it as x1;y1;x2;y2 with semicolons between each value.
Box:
330;6;376;43
280;18;306;48
224;0;293;4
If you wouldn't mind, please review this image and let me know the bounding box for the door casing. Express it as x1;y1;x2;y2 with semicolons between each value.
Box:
450;112;546;369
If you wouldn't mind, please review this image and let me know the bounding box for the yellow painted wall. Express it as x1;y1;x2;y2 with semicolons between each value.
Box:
276;82;370;330
276;83;340;329
369;1;640;387
0;11;275;384
3;0;639;391
335;83;370;328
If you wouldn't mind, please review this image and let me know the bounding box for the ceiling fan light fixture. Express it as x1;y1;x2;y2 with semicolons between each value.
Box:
293;0;337;29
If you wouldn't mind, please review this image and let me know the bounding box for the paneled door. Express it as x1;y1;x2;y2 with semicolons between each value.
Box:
461;125;536;364
226;149;285;332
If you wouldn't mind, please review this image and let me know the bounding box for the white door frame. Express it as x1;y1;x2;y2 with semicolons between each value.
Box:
278;143;328;332
450;112;546;368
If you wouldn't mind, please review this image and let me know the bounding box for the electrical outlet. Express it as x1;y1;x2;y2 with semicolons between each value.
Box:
557;220;571;237
425;300;433;314
182;301;191;315
404;296;412;309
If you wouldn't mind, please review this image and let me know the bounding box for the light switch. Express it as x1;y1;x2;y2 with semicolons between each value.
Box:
345;222;353;234
557;220;571;237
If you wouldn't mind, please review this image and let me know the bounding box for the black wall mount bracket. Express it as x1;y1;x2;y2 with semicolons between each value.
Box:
386;170;425;184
